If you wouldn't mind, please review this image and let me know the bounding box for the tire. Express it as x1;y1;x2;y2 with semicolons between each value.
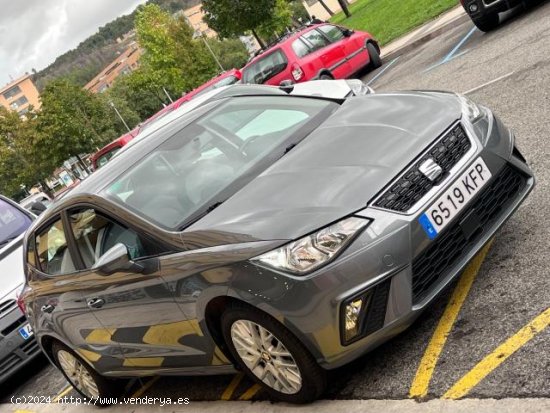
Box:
221;303;326;403
319;73;333;80
52;341;121;404
367;42;382;69
472;13;500;32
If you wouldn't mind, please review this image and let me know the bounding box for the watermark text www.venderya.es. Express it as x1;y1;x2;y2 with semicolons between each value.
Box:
11;395;191;406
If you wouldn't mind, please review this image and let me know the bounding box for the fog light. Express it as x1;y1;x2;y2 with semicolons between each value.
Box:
469;4;478;12
344;298;364;342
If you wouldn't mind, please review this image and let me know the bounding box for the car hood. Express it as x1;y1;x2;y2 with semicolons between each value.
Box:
186;91;462;244
0;235;25;302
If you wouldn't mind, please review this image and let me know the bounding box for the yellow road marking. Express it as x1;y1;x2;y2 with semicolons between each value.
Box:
14;410;36;413
85;328;115;344
53;384;73;402
143;320;202;346
409;240;494;399
131;376;160;398
123;357;164;367
443;307;550;399
220;373;244;400
77;348;102;362
238;384;262;401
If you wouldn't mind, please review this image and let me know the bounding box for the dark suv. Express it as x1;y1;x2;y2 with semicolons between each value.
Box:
460;0;524;31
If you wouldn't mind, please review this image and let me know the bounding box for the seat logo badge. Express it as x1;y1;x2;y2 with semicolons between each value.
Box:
419;158;443;182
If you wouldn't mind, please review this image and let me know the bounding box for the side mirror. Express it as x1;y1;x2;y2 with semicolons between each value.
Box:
342;28;354;37
92;243;144;276
29;201;47;216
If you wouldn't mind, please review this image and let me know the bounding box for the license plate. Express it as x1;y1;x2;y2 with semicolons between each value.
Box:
419;157;492;240
19;324;33;340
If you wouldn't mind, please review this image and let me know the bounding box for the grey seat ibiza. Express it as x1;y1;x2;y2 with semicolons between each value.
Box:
20;83;534;403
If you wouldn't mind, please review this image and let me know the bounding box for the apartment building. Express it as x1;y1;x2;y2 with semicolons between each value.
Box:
0;74;41;117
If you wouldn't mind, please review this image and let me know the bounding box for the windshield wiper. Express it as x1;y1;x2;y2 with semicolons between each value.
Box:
0;236;18;248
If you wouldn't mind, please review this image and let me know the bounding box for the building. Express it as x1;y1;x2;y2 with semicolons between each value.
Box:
84;43;142;94
302;0;358;22
182;3;216;38
0;74;41;117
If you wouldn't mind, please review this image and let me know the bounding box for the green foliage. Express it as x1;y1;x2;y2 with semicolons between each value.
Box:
330;0;458;46
257;0;293;41
289;0;311;23
202;0;277;38
206;38;250;70
0;108;49;197
34;79;118;169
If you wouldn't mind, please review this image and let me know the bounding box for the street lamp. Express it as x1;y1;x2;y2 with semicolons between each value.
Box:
109;101;131;133
196;30;225;72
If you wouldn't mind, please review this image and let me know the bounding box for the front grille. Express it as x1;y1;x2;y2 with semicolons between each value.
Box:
0;337;39;377
374;124;472;213
412;164;525;304
0;300;16;316
1;316;26;336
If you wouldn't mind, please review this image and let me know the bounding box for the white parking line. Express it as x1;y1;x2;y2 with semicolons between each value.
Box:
367;57;400;86
463;71;516;95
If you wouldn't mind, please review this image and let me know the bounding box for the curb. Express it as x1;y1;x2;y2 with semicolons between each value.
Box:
381;10;471;61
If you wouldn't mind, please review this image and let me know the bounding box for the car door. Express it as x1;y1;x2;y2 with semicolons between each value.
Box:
29;214;123;374
65;206;204;371
319;24;368;76
301;28;350;79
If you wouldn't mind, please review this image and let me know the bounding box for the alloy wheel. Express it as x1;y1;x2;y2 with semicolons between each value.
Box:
230;319;302;394
57;350;100;398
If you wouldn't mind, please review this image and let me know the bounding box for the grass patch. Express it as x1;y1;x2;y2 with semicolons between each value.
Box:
330;0;459;46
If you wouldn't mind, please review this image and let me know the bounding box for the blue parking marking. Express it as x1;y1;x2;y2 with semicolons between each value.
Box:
419;214;438;240
424;26;478;72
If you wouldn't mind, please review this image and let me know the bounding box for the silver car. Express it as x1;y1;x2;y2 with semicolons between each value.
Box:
21;83;534;403
0;196;41;385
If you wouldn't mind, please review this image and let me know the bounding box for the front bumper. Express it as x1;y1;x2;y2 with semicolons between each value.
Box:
462;0;523;17
231;114;534;370
0;301;42;384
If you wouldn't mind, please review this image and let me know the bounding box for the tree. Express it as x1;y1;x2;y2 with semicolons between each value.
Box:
257;0;293;41
205;38;250;70
35;79;118;170
337;0;351;18
202;0;278;48
0;107;50;197
317;0;334;17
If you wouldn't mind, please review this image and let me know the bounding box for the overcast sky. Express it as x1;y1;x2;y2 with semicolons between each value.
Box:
0;0;148;87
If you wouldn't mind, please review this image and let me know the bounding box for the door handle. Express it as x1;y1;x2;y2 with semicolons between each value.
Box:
87;298;105;309
41;304;55;313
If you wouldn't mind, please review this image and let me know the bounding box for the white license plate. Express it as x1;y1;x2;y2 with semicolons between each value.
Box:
419;157;492;239
19;324;33;340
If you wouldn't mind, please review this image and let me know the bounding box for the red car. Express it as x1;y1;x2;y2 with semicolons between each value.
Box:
242;24;381;86
91;70;242;170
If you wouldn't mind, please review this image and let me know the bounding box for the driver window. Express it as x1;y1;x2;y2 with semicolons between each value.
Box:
36;218;75;275
68;208;156;269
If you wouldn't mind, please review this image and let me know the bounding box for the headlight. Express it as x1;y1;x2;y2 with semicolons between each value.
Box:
346;79;374;96
251;217;370;275
457;94;483;122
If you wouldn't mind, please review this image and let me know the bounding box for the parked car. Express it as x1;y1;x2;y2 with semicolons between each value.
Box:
460;0;524;31
90;130;139;171
21;82;533;403
19;192;52;215
0;196;42;385
242;24;381;86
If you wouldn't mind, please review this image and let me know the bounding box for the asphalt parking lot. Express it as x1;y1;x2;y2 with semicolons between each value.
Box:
2;2;550;405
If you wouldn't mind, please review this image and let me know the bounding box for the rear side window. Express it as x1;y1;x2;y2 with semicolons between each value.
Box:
36;218;75;275
301;30;330;52
318;25;345;43
243;50;288;84
68;208;158;269
292;39;311;58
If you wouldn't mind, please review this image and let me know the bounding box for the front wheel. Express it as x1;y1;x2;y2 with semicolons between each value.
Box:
472;13;499;32
221;304;326;403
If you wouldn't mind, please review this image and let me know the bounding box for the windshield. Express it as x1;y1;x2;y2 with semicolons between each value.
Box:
0;198;32;248
105;96;334;229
